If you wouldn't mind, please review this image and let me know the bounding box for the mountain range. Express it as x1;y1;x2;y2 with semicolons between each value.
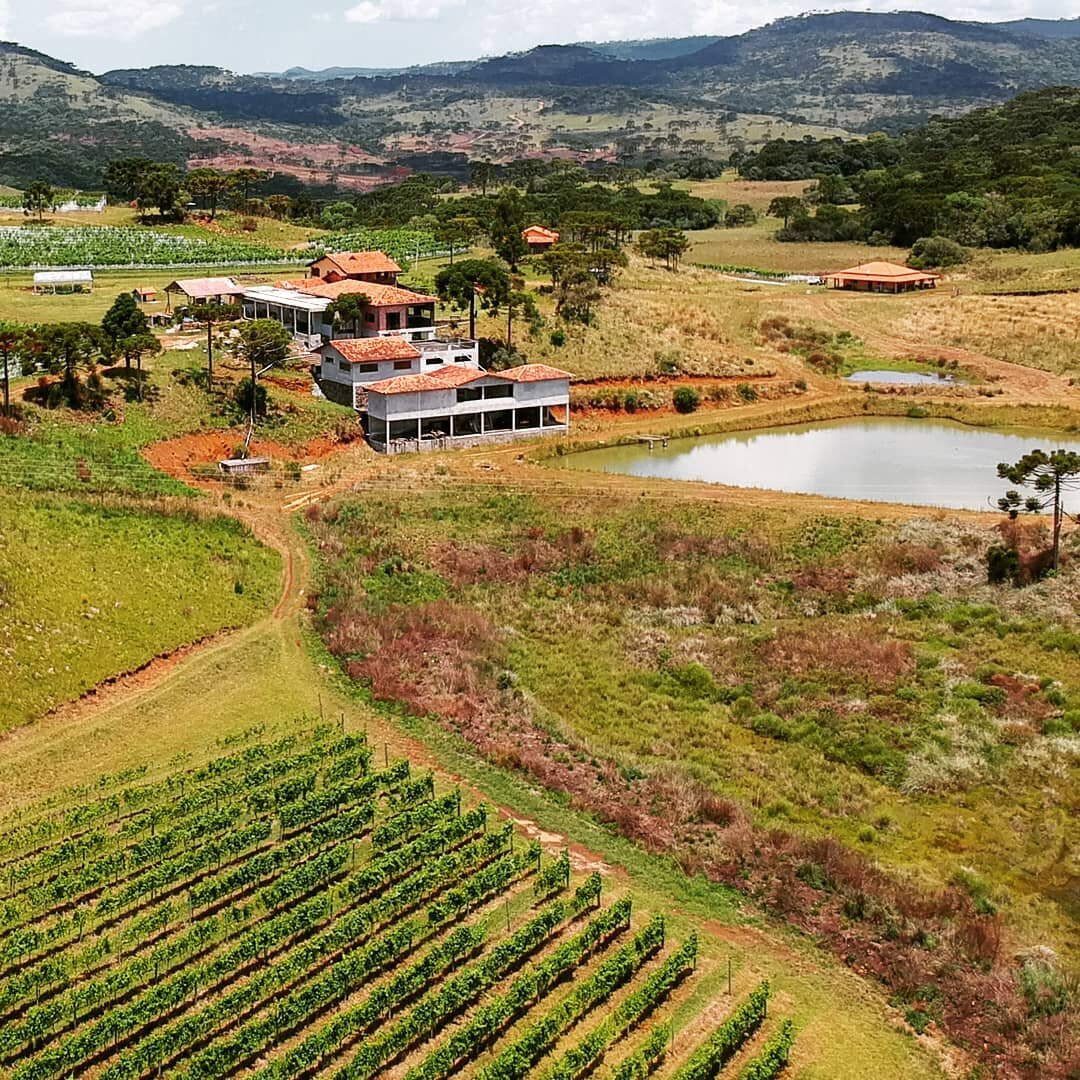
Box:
2;11;1080;190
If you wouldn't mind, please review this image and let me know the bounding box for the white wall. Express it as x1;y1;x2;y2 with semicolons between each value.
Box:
368;377;569;423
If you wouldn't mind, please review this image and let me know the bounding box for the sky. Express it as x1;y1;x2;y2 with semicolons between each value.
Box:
1;0;1077;74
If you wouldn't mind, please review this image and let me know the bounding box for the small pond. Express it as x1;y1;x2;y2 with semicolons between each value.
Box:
844;369;962;386
557;418;1080;510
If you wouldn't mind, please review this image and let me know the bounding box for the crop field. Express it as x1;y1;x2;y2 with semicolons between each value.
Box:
0;725;797;1080
0;227;294;270
0;493;280;729
306;486;1079;1078
313;228;448;265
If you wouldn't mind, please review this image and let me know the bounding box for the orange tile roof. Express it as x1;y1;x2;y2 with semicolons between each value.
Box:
825;261;940;283
328;338;421;362
523;225;559;242
500;363;572;382
366;363;570;395
312;251;402;276
286;278;438;306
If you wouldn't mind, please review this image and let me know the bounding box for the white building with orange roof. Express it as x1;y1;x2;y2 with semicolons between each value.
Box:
365;363;571;453
317;335;481;410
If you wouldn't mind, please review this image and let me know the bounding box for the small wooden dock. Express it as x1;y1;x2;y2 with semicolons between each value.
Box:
636;434;669;450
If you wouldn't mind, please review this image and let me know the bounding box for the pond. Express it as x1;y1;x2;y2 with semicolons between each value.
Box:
557;418;1080;510
844;369;962;386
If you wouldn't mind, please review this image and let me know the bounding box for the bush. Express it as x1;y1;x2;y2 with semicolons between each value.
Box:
234;377;268;417
909;235;971;269
736;383;758;402
549;328;566;347
987;544;1020;585
673;386;700;414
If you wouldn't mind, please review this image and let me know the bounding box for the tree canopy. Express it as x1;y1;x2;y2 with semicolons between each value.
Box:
998;448;1080;570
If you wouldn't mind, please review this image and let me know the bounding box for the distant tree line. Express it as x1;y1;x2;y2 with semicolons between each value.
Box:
740;88;1080;251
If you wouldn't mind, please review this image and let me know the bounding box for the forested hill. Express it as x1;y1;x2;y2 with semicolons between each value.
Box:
3;11;1080;189
104;11;1080;136
737;86;1080;250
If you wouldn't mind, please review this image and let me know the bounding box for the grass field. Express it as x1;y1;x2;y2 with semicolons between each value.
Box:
0;508;946;1080
0;492;279;728
687;222;910;275
305;485;1078;1077
0;264;306;324
0;346;355;495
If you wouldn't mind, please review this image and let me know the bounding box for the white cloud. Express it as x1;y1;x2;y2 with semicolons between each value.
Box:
0;0;10;38
345;0;464;23
44;0;184;39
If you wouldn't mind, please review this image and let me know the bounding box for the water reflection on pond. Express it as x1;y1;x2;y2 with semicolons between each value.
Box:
557;418;1080;510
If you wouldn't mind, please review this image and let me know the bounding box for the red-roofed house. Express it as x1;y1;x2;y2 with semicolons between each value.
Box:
823;261;940;293
523;225;559;254
366;363;571;453
307;250;403;284
317;335;481;409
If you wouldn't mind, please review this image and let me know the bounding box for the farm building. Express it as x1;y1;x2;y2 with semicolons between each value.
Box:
32;269;92;294
366;363;571;453
132;286;157;303
242;278;457;351
824;261;940;293
523;225;559;254
317;336;480;410
164;276;243;310
307;250;402;284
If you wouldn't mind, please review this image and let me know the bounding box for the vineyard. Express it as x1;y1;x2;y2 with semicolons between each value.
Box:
310;228;454;266
0;726;796;1079
0;227;297;270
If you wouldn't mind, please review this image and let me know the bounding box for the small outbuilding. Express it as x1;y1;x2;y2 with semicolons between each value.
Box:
522;225;559;254
32;269;93;294
132;286;158;303
164;276;243;311
824;261;940;293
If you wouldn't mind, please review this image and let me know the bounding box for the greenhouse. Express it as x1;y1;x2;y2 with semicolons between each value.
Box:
32;269;93;294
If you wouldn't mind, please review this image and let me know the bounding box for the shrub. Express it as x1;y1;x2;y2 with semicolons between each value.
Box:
906;406;928;419
987;544;1020;584
736;383;758;402
549;329;566;347
673;386;700;414
909;235;971;269
233;378;267;417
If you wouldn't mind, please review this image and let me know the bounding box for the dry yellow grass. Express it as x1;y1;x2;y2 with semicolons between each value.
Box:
688;222;909;274
476;258;805;381
676;175;812;209
832;291;1080;379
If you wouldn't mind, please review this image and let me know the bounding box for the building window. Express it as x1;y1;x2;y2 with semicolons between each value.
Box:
484;384;513;400
388;419;417;441
421;416;451;439
425;356;442;366
456;387;482;403
339;358;350;371
355;362;378;373
455;354;472;363
485;409;514;432
386;312;401;330
453;412;481;436
515;406;541;430
393;360;411;370
365;312;376;323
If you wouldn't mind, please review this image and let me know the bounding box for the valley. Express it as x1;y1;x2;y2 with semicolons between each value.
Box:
0;15;1078;1079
